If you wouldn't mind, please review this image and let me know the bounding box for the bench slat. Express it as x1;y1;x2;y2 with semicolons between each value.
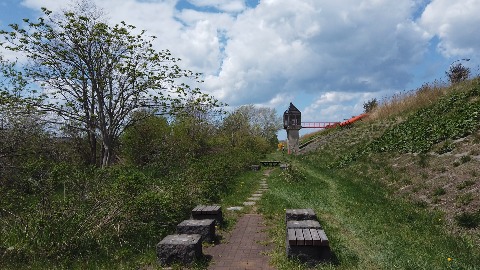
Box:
303;229;313;245
318;230;329;246
287;229;296;245
295;229;305;246
202;205;213;214
192;205;204;212
310;229;321;246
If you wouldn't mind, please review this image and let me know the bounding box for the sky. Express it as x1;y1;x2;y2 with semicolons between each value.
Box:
1;0;480;139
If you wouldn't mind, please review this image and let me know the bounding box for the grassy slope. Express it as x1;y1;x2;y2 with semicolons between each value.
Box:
259;78;480;269
261;157;479;269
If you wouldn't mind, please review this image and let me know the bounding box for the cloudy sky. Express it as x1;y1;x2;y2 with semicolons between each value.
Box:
1;0;479;138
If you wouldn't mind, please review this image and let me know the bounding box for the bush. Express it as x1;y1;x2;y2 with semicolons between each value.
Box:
363;98;378;113
446;62;470;84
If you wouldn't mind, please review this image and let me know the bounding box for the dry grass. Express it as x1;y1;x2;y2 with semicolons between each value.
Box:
369;80;450;121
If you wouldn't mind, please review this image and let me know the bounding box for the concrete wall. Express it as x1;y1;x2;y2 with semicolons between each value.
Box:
287;129;300;154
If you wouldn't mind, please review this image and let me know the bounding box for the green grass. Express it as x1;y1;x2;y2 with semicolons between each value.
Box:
259;157;480;270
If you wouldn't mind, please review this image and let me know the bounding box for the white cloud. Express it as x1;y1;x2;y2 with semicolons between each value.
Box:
302;91;376;122
203;0;431;107
15;0;477;126
187;0;246;13
419;0;480;57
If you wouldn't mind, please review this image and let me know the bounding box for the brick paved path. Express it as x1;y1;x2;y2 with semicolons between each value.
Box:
205;214;275;270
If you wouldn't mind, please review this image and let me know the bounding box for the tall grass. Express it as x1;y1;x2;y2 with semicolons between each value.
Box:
369;80;450;121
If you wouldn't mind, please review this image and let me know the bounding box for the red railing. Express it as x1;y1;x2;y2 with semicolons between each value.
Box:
301;122;341;129
301;113;368;129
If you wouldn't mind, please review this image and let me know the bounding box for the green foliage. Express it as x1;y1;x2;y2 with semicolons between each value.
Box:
121;112;171;166
1;105;272;268
262;157;480;269
1;4;220;167
222;105;282;150
279;164;306;183
369;87;480;154
432;187;446;196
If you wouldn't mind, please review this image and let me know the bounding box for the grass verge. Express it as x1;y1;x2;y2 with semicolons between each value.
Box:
259;156;480;270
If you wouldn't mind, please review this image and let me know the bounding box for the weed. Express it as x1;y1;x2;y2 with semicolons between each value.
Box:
460;155;472;164
470;170;478;177
455;211;480;229
456;193;474;206
280;164;306;183
436;140;454;154
414;200;428;208
453;161;461;167
418;153;429;168
457;180;476;190
433;187;446;196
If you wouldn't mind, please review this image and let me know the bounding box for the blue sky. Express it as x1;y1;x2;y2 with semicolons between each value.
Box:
1;0;480;139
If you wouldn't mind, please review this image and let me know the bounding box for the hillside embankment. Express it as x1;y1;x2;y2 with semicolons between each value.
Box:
259;78;480;269
301;78;480;242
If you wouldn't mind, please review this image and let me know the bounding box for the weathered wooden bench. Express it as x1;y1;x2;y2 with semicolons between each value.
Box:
287;228;329;246
260;161;280;166
191;205;223;224
285;209;331;264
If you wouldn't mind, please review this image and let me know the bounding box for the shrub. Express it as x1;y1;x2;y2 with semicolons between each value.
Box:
363;98;378;113
446;62;470;84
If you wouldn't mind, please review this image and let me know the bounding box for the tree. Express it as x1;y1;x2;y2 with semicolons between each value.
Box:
0;1;219;167
446;62;470;84
363;98;378;113
221;105;282;150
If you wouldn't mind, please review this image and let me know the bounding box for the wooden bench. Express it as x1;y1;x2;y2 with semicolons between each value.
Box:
191;205;223;225
260;161;280;166
287;228;329;246
285;209;331;264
